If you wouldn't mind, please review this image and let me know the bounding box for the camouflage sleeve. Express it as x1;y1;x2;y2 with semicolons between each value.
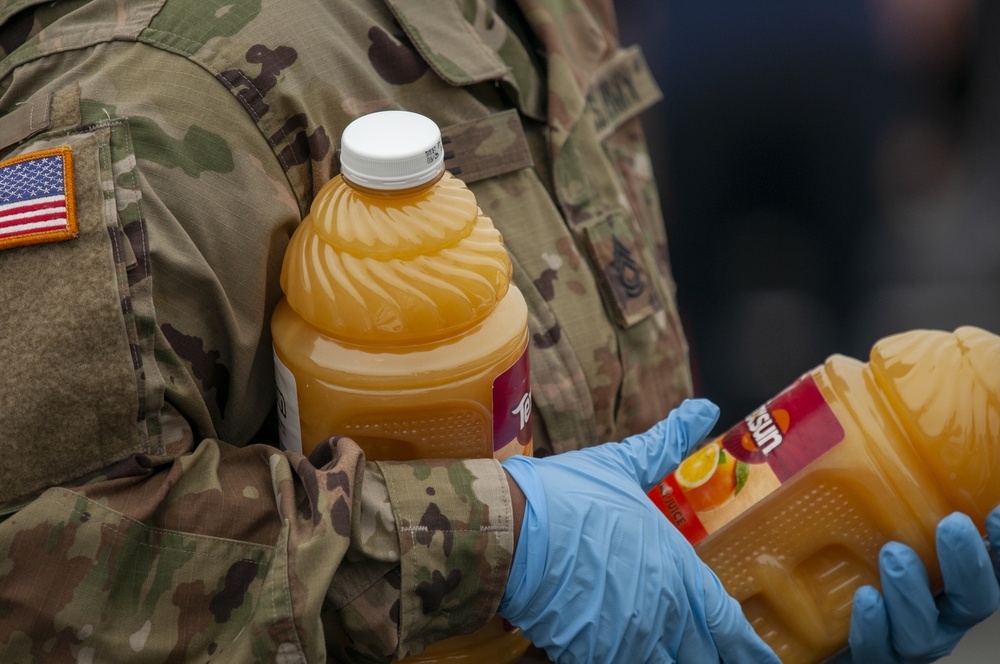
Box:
0;435;513;662
328;452;515;660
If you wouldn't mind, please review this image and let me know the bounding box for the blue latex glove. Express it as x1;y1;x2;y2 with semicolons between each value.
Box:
499;399;780;664
845;510;1000;663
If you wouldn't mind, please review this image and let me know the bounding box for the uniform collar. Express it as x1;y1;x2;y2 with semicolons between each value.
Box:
383;0;547;122
512;0;612;158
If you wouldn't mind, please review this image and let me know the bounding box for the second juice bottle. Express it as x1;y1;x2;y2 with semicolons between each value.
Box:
649;325;1000;663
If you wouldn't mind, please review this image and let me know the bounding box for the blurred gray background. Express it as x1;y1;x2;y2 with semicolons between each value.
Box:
618;1;1000;661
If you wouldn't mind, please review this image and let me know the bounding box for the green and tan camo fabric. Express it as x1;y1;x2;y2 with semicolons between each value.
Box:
0;0;693;661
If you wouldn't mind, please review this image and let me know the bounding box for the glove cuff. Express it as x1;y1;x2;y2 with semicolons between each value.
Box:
499;455;548;620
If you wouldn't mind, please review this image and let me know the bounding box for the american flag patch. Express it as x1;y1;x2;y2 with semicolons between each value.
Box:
0;146;77;250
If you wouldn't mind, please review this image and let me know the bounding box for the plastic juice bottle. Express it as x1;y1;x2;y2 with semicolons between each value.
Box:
271;110;532;663
649;326;1000;664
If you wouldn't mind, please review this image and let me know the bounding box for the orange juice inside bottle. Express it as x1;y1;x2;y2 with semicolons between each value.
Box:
650;326;1000;663
271;110;531;662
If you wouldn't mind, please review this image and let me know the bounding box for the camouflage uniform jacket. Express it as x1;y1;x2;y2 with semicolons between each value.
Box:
0;0;692;661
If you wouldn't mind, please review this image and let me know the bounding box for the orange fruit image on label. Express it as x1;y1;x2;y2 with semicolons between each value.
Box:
675;440;739;512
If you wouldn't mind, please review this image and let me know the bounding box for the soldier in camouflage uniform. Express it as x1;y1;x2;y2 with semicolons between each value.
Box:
0;0;728;661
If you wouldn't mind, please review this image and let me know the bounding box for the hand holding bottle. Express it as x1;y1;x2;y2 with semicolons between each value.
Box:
846;509;1000;663
499;399;780;664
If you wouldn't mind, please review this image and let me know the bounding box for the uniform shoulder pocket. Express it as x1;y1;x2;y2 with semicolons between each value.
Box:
0;120;162;506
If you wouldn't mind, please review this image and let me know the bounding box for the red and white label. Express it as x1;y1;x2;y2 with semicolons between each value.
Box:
492;346;532;460
651;373;846;545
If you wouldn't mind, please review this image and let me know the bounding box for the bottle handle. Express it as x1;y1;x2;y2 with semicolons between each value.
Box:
819;536;999;664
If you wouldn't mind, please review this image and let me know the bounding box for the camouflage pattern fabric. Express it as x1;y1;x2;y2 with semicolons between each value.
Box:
0;0;692;660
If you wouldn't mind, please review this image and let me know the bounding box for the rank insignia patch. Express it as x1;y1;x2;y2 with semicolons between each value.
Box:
0;146;77;250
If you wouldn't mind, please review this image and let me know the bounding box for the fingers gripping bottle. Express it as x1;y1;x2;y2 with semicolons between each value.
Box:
649;326;1000;664
271;111;532;662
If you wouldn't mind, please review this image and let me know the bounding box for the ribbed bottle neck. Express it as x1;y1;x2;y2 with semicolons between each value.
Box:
341;170;443;199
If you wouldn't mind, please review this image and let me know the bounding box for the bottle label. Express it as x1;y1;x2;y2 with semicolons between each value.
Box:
649;373;845;545
273;348;303;454
493;346;533;461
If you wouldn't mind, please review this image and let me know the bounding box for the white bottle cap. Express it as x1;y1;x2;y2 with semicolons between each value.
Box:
339;110;445;190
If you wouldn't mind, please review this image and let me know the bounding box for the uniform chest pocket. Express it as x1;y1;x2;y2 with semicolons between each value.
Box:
0;122;161;507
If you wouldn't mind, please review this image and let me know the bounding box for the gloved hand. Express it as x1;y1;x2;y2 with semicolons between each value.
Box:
846;509;1000;663
499;399;780;664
